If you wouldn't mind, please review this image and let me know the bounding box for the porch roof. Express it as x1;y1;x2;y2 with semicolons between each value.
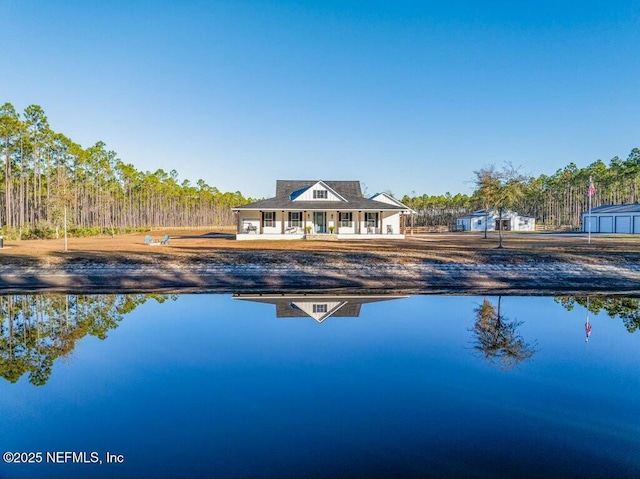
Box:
234;198;409;211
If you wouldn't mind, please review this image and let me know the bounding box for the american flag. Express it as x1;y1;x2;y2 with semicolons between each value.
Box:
588;178;596;198
585;320;592;342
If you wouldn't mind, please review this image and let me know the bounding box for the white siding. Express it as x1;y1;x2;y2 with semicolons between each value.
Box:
517;217;535;231
382;212;401;234
293;182;344;202
238;212;260;234
336;210;356;234
370;193;405;208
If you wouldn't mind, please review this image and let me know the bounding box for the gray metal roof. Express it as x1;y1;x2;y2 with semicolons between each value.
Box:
276;180;362;198
235;180;410;211
586;204;640;214
459;209;534;220
234;295;405;318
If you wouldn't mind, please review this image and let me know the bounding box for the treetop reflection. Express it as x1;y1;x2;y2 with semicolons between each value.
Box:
470;297;537;371
2;293;638;387
0;294;174;386
555;296;640;333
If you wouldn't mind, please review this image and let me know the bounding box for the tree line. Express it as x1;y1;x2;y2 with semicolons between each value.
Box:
400;148;640;230
555;296;640;334
0;293;174;385
519;148;640;228
0;103;253;239
3;102;638;238
399;193;473;227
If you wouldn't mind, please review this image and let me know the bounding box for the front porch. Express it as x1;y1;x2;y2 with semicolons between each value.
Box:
235;209;408;240
236;231;406;240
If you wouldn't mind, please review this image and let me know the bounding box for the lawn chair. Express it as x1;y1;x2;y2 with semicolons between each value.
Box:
145;235;160;245
160;234;170;245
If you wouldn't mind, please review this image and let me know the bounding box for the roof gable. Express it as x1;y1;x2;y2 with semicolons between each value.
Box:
291;181;347;202
370;192;415;212
234;180;412;211
289;300;348;322
276;180;362;199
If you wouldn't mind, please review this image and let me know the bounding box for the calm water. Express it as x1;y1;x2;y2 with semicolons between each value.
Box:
0;293;639;478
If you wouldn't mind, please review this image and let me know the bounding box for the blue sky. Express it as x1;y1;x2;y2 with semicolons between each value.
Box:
1;1;639;199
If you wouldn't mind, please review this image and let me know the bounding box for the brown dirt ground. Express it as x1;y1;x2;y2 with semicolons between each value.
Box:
1;227;639;266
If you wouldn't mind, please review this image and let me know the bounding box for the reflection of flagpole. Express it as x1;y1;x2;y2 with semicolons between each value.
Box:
585;296;592;343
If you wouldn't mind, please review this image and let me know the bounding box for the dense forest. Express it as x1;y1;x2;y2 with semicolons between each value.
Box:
0;294;174;385
401;148;640;229
2;102;638;237
399;193;473;227
0;103;253;239
521;148;640;228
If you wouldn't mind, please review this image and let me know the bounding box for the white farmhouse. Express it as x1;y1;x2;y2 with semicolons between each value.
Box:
233;294;408;322
582;204;640;234
233;180;413;240
456;209;536;232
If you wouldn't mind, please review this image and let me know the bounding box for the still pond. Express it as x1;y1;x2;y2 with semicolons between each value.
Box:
0;293;639;478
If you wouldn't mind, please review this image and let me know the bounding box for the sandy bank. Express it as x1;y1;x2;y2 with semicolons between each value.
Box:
1;257;639;295
1;231;639;295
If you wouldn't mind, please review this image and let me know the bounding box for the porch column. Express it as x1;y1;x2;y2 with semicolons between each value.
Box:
236;212;240;234
358;211;362;234
259;211;263;235
411;212;414;236
400;213;405;234
281;211;285;234
303;211;307;233
380;211;383;234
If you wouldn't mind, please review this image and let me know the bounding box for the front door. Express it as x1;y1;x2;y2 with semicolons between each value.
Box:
313;212;326;233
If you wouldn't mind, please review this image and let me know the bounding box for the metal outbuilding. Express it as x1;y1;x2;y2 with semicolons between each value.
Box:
582;204;640;234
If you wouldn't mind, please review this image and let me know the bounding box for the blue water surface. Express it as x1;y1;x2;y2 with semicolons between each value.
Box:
0;294;638;478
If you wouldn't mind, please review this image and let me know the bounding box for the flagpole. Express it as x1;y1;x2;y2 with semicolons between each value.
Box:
588;176;592;245
585;296;591;343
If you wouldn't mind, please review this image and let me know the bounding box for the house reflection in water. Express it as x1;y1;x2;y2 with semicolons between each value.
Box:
232;293;408;323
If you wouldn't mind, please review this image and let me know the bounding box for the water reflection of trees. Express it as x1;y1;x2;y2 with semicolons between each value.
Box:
470;297;537;370
555;296;640;333
0;294;174;386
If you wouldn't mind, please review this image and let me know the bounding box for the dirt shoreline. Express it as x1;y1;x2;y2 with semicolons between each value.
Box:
1;254;639;296
1;230;639;295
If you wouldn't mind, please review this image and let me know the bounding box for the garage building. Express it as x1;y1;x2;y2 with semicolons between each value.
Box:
582;204;640;234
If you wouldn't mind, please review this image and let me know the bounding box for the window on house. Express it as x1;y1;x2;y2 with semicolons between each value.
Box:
313;189;328;199
263;211;275;227
523;219;529;225
339;212;353;227
289;212;302;227
313;304;327;313
366;212;377;227
478;219;482;225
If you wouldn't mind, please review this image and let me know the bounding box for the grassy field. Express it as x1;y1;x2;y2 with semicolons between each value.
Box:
1;228;639;266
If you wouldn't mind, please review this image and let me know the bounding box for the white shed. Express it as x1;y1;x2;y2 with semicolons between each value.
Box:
456;209;536;232
582;204;640;234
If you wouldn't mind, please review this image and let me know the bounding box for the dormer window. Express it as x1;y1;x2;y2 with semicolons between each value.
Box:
313;304;327;313
313;190;328;199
